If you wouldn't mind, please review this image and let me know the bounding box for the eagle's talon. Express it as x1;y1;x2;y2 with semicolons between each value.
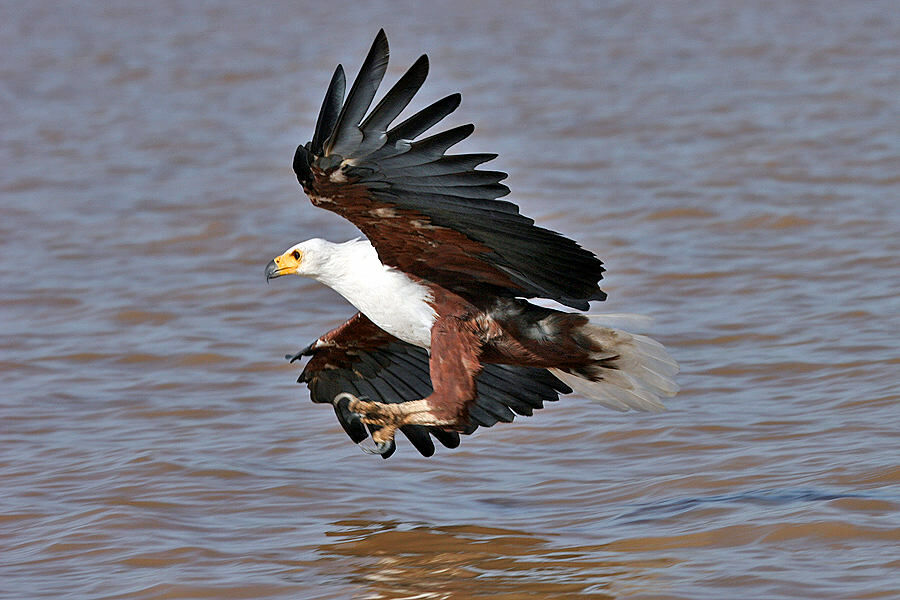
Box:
333;393;369;428
359;440;392;455
333;392;359;406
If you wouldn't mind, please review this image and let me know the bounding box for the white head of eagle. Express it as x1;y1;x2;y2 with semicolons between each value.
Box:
265;238;334;280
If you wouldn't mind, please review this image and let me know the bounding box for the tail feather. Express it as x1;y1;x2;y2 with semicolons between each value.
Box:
550;320;679;412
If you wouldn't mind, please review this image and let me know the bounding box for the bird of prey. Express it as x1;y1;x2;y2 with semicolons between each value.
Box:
266;30;678;458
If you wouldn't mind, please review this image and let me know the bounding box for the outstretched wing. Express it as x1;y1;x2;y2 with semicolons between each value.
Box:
292;30;607;311
294;312;572;458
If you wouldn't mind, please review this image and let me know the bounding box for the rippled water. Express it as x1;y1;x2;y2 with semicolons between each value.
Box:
2;2;898;598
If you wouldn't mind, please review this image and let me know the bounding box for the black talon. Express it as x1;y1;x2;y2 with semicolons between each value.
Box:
332;399;367;444
332;393;356;418
359;436;395;457
334;393;392;456
334;393;366;430
361;441;392;455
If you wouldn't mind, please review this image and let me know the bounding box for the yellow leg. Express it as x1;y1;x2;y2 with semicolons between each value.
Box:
333;393;452;454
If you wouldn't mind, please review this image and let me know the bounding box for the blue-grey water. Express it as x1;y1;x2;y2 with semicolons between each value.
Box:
1;2;898;598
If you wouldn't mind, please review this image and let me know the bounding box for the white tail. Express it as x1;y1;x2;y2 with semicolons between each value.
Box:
550;317;679;412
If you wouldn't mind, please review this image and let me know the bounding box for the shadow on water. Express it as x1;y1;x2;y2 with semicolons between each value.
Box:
315;519;679;599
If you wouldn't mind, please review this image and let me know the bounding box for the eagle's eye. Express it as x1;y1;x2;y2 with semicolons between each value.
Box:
292;250;301;260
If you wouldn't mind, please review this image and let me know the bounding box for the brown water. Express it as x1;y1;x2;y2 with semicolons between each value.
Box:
2;2;898;598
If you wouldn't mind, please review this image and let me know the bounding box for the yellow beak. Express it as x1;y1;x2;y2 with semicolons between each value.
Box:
264;250;302;281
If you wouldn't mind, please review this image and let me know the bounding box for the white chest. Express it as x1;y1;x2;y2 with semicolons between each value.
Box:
347;269;437;348
315;243;437;348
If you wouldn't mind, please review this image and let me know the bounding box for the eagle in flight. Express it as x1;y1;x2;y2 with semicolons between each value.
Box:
266;30;678;458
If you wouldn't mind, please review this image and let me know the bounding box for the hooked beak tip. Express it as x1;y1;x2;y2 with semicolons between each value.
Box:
264;259;281;283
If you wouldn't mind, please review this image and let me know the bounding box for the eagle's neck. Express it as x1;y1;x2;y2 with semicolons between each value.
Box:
314;239;437;348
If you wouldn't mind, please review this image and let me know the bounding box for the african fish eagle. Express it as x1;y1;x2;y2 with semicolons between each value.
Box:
265;30;678;458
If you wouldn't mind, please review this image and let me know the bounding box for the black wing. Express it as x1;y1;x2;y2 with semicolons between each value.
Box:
294;312;572;458
292;30;607;310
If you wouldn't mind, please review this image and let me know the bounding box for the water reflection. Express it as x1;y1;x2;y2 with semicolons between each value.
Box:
319;519;676;598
